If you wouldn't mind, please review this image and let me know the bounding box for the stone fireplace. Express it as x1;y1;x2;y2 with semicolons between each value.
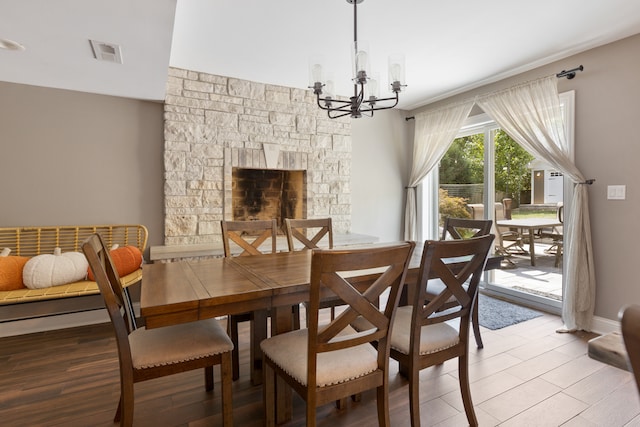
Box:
162;68;352;246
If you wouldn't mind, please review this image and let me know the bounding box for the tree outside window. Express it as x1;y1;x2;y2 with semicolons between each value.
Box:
439;130;533;205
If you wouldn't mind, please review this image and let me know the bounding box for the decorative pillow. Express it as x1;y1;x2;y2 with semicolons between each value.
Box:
0;248;30;291
23;248;89;289
87;245;143;281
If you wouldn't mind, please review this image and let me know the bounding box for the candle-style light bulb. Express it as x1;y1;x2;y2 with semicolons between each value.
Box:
352;41;370;83
388;54;405;93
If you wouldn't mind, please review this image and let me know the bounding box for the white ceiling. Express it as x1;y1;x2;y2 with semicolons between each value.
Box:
2;0;640;110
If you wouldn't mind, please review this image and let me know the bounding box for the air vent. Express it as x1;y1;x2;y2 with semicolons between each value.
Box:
89;40;123;64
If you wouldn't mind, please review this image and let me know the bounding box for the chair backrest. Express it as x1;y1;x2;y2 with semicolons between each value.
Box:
557;202;564;223
441;218;492;240
414;235;494;339
306;241;415;384
621;304;640;394
82;234;136;366
284;218;333;251
221;219;277;257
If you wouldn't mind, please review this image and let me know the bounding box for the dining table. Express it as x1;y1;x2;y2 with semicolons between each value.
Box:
140;243;502;423
496;217;562;266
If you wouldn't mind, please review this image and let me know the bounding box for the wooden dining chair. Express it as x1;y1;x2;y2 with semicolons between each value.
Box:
441;217;492;241
221;219;300;384
284;218;340;323
385;235;493;427
261;241;415;427
221;219;277;383
284;217;333;252
621;304;640;395
432;217;492;348
82;233;233;427
221;218;277;257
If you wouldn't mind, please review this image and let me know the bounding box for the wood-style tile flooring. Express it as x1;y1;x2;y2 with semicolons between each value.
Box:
1;310;639;426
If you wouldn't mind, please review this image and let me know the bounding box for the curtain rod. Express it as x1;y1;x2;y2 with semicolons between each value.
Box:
404;65;584;121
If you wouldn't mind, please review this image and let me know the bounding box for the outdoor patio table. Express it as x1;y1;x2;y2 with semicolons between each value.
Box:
496;218;563;266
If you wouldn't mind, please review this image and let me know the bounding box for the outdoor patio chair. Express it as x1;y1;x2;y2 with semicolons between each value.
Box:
542;202;564;267
494;200;526;258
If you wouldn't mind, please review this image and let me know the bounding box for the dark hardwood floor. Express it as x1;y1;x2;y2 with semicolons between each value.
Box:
1;310;638;426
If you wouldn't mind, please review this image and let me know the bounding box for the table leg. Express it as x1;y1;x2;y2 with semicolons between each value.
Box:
271;305;293;424
528;227;536;266
250;310;268;386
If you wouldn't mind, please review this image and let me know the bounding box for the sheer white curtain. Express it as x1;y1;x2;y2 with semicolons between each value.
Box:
404;101;475;241
477;75;596;331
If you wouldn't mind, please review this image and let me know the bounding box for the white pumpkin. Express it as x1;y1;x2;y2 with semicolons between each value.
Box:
23;248;89;289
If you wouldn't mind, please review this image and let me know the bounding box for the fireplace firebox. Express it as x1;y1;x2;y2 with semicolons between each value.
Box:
232;168;306;229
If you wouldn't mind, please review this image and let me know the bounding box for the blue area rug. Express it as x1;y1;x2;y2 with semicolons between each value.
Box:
478;294;543;330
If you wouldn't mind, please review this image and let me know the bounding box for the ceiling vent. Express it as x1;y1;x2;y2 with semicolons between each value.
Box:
89;40;123;64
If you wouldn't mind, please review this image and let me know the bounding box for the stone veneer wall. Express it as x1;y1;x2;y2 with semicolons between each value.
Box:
163;67;352;245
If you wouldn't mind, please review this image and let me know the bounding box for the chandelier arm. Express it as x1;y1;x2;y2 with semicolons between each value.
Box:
328;109;354;119
373;93;399;104
315;94;354;111
362;92;399;112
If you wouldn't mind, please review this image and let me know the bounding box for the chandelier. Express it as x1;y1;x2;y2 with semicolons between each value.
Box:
309;0;406;119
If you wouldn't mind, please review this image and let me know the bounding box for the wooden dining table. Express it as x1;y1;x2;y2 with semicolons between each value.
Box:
140;244;502;422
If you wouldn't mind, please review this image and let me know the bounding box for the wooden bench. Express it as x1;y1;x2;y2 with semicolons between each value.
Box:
0;225;147;306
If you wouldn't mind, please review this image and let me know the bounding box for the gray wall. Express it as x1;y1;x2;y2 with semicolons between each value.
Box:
407;33;640;323
0;82;165;254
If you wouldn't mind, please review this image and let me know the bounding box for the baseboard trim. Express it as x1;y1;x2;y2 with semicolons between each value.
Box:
0;309;109;338
0;304;620;338
0;303;141;338
591;315;620;335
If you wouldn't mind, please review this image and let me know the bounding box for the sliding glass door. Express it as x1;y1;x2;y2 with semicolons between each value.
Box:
420;93;573;313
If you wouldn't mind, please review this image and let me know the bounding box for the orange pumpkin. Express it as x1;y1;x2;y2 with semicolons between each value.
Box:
0;250;30;291
87;246;143;280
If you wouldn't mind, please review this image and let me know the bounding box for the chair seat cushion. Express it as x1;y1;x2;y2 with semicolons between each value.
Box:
390;306;459;355
260;325;378;387
129;318;233;370
351;306;459;356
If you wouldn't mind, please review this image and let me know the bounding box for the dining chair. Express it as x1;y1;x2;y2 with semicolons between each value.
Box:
221;219;276;383
433;217;493;348
620;304;640;395
385;234;493;427
284;217;333;252
82;233;233;427
284;218;339;323
221;219;300;384
261;241;415;427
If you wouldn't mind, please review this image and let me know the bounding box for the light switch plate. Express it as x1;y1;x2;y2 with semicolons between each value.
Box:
607;185;626;200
